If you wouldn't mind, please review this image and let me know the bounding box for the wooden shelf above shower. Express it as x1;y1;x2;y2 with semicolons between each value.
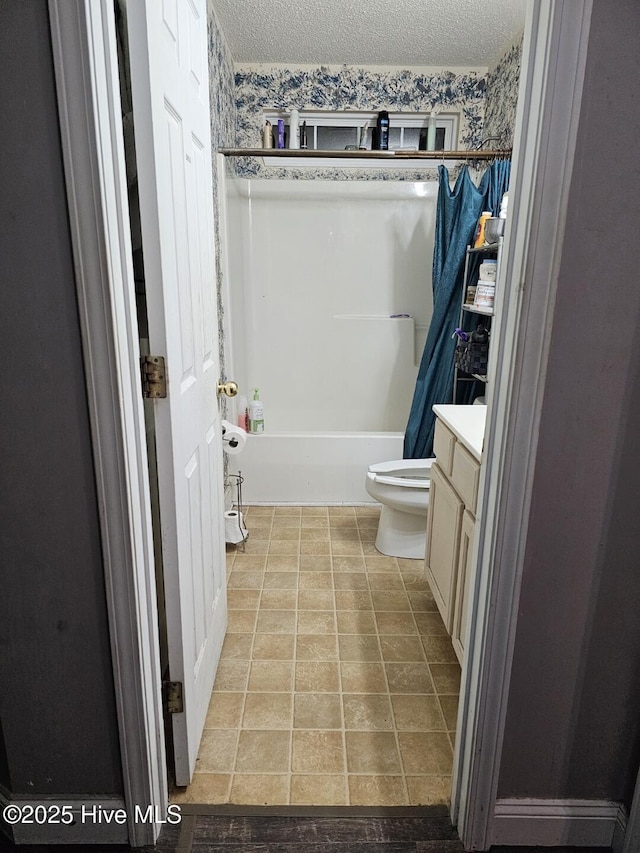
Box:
219;148;511;162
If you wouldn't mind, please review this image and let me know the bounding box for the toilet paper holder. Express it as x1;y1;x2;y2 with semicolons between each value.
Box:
221;419;247;455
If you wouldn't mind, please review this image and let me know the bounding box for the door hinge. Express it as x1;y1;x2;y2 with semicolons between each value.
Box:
163;680;184;714
141;355;167;398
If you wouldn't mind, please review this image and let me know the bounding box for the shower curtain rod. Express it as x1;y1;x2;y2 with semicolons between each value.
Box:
219;148;512;161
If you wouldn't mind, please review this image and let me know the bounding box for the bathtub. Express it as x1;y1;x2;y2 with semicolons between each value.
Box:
229;431;405;504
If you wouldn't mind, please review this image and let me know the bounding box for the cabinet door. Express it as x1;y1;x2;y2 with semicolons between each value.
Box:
452;510;476;665
425;463;464;632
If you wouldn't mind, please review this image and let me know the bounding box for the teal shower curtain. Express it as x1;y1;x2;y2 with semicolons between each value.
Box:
403;160;511;459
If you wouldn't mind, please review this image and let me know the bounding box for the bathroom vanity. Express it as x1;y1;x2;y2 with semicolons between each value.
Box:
425;404;487;665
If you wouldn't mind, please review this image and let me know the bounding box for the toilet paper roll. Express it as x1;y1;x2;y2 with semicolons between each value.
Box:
221;419;247;455
225;509;247;544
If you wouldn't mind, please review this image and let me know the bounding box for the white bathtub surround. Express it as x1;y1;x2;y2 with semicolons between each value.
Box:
222;178;438;503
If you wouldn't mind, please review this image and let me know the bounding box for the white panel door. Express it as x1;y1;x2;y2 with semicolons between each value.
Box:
127;0;226;785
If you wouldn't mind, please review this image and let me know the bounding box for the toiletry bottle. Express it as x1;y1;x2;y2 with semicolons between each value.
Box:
288;109;300;149
262;120;273;149
474;211;492;248
358;122;368;150
248;388;264;434
427;110;437;151
499;192;509;219
375;111;389;150
300;121;308;150
236;395;248;431
277;119;285;149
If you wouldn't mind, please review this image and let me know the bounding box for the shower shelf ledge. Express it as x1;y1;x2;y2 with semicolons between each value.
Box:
219;148;512;166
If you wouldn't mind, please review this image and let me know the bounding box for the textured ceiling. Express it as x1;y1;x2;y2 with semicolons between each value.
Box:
212;0;527;67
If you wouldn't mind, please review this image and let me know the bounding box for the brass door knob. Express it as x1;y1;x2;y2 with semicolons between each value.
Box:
217;380;239;398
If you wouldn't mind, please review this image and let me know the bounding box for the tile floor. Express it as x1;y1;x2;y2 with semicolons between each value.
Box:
171;505;461;807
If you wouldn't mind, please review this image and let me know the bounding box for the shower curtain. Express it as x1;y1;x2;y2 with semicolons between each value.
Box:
403;160;511;459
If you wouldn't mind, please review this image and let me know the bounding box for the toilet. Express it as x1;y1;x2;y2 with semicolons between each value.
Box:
365;458;434;560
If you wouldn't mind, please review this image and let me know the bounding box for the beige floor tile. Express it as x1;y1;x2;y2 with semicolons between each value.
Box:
298;571;333;590
196;730;238;773
294;693;342;729
233;554;267;571
375;612;418;635
246;506;275;517
229;774;289;805
235;540;270;556
298;589;334;611
170;773;231;804
296;633;338;661
402;573;433;592
364;555;399;572
262;572;298;590
235;730;290;773
332;555;366;573
255;609;297;634
242;693;293;729
385;663;435;694
274;506;302;516
227;589;261;610
302;506;329;517
220;633;253;660
297;610;336;635
227;609;258;633
300;517;330;529
331;541;363;556
212;660;250;692
355;506;379;518
371;591;411;612
267;540;299;556
380;635;426;663
291;774;347;806
422;637;460;663
300;541;331;556
398;731;453;775
335;590;373;611
291;730;345;774
430;663;462;694
407;590;439;612
266;555;300;572
205;692;245;729
343;694;393;730
295;661;340;693
336;610;377;635
270;528;300;541
348;775;406;806
247;661;294;693
368;573;405;590
299;555;332;571
340;662;388;694
439;694;460;731
345;731;401;773
272;516;302;528
260;589;297;610
252;633;295;660
333;572;369;590
362;542;382;557
338;634;382;662
413;612;448;637
391;695;447;731
227;571;264;590
406;775;451;806
301;529;331;542
328;506;357;517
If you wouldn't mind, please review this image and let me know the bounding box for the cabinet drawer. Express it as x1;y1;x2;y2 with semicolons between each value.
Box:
451;441;480;514
433;419;455;477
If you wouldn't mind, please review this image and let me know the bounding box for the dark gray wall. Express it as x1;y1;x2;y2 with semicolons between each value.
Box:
498;0;640;804
0;1;123;796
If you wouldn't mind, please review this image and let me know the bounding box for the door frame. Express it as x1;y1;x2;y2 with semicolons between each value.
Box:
51;1;640;851
49;1;166;846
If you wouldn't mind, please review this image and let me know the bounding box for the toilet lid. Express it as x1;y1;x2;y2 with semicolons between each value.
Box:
368;458;434;476
373;473;430;489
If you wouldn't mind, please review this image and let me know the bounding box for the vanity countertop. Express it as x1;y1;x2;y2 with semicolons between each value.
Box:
432;404;487;461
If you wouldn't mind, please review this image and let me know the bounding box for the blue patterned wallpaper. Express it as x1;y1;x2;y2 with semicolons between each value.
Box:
483;33;523;149
233;64;487;180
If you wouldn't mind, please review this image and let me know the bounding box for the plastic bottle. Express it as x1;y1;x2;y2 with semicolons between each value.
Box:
474;211;492;248
262;121;273;149
288;109;300;149
375;111;390;150
499;192;509;219
236;395;248;431
248;388;264;434
427;110;437;151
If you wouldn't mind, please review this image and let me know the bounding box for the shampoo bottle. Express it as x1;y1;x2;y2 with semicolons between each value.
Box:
236;395;248;431
427;110;437;151
288;109;300;149
248;388;264;434
375;111;390;150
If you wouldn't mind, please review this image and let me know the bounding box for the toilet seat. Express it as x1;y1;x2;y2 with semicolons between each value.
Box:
368;458;433;489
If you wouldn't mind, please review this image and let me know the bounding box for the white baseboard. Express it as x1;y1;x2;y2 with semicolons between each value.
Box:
1;796;129;845
492;798;627;848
